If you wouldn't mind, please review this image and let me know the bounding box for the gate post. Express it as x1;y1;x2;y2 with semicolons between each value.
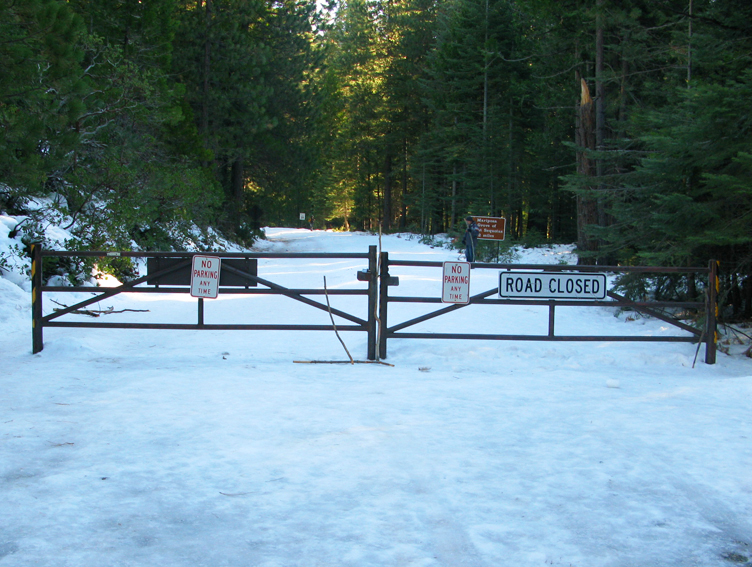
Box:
548;301;556;337
31;243;44;354
367;245;377;360
705;259;718;364
378;251;390;359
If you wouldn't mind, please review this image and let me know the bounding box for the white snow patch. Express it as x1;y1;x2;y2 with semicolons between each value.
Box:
0;224;751;566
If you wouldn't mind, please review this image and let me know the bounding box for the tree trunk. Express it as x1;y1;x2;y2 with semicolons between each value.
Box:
451;163;457;230
595;0;605;182
592;0;616;263
595;0;608;235
383;150;392;231
687;0;693;87
202;0;211;138
577;78;599;262
401;137;408;229
231;156;244;207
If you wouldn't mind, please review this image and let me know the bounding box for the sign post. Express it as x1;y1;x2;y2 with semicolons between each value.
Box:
442;261;471;304
191;255;221;299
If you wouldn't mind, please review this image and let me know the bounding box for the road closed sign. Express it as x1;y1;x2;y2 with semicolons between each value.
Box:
499;271;607;300
442;261;471;304
191;255;222;299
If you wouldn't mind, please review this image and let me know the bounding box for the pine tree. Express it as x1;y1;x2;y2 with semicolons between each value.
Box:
0;0;85;200
325;0;387;230
56;0;223;249
419;0;532;234
591;0;752;314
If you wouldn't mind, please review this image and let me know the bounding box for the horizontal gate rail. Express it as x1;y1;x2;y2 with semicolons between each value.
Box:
31;245;379;359
42;287;366;295
385;259;705;273
378;253;717;364
386;333;698;342
43;323;365;331
40;250;371;259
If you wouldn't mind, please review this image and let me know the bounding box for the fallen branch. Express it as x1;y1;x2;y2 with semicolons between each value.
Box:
375;222;383;361
51;299;149;317
692;325;706;369
722;323;752;342
323;276;354;364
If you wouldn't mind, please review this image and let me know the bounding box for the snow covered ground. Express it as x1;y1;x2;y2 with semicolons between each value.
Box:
1;226;752;567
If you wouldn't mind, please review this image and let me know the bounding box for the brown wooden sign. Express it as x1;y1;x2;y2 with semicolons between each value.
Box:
473;216;506;241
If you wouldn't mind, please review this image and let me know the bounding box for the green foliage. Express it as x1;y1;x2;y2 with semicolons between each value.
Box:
2;0;752;316
612;273;704;303
0;0;228;257
600;69;752;272
0;0;86;195
171;0;325;231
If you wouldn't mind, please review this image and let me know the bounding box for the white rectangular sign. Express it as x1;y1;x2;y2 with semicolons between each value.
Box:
191;255;222;299
499;271;607;300
442;261;471;304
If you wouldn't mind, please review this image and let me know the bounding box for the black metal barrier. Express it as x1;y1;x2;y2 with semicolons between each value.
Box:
29;244;718;364
31;245;379;360
377;253;718;364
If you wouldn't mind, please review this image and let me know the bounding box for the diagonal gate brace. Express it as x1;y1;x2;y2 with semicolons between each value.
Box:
607;291;702;336
388;288;499;333
43;259;192;323
221;264;368;327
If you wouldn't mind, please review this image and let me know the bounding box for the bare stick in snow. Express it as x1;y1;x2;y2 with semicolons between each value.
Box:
323;276;354;364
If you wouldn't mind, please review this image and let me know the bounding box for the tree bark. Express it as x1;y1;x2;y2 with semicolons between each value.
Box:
202;0;211;139
577;78;599;262
383;150;392;231
231;156;244;207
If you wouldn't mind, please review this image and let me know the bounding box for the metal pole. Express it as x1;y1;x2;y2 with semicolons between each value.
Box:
705;260;718;364
198;297;204;326
378;251;390;359
31;243;44;353
548;301;556;337
367;245;377;360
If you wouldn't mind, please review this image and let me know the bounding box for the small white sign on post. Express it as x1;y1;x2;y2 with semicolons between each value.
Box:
299;212;306;221
442;261;471;304
190;255;221;299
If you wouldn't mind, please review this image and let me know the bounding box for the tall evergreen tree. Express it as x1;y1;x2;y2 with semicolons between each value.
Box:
600;0;752;273
174;0;323;231
0;0;85;202
56;0;222;249
325;0;386;230
419;0;532;234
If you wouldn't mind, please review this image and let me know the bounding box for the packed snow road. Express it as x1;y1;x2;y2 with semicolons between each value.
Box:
1;228;751;566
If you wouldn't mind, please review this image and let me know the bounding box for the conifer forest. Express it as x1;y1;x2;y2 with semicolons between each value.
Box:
2;0;752;316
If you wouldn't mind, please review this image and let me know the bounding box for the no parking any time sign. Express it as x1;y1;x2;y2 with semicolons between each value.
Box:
191;255;222;299
442;261;471;304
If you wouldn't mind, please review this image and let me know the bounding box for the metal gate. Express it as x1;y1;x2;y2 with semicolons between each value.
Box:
31;244;379;359
377;253;718;364
30;244;719;364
